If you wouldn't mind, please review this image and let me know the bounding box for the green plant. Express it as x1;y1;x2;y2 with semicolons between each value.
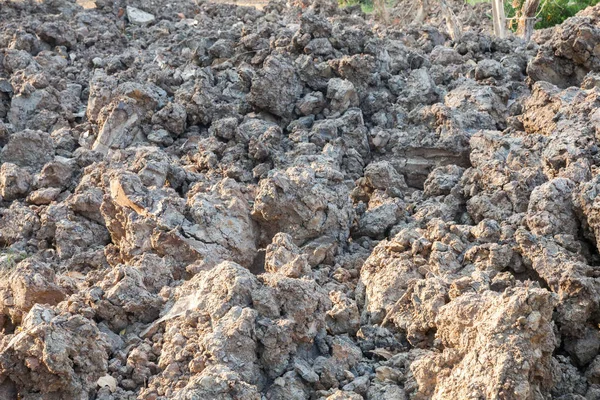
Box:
464;0;600;29
506;0;600;29
339;0;375;14
339;0;396;15
339;0;600;27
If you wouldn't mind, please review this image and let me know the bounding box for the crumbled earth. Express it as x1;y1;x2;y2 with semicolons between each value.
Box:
0;0;600;399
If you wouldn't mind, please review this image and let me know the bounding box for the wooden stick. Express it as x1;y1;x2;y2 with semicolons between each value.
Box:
415;0;427;24
491;0;507;38
440;0;463;41
517;0;541;42
374;0;389;24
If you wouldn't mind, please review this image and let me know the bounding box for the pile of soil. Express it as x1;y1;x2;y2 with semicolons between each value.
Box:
1;0;600;399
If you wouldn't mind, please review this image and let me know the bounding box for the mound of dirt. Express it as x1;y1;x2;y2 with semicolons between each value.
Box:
1;0;600;399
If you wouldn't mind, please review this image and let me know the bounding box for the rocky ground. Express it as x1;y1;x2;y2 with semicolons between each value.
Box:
0;0;600;399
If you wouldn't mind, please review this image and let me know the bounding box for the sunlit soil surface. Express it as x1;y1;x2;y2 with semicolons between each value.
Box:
73;0;265;8
76;0;97;8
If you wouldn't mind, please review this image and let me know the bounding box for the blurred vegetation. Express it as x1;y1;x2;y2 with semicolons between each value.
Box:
339;0;374;14
343;0;600;29
505;0;600;29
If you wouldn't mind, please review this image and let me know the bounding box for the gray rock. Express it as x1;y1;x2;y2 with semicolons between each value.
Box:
327;78;359;113
126;6;155;25
249;56;303;119
0;163;31;200
0;130;54;169
294;358;319;383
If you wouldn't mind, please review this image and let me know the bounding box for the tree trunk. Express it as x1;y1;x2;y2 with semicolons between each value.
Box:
415;0;427;24
517;0;541;42
440;0;462;41
374;0;389;24
491;0;507;38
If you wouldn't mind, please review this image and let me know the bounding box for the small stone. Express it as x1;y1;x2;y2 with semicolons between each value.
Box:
0;79;12;93
126;6;155;24
327;78;358;113
163;363;180;379
294;358;319;383
121;378;137;390
97;375;117;392
375;366;402;383
26;187;62;205
92;57;105;68
0;163;31;200
431;242;448;252
189;357;205;374
147;129;174;146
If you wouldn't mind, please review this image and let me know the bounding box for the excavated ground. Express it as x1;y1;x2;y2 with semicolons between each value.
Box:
1;0;600;399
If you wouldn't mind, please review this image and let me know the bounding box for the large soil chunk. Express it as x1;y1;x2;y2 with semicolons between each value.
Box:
0;306;108;398
528;6;600;87
411;287;557;399
0;130;54;170
252;160;354;247
249;56;303;119
0;258;66;328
